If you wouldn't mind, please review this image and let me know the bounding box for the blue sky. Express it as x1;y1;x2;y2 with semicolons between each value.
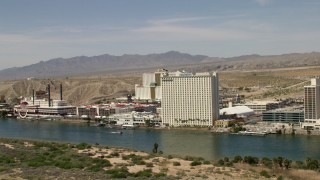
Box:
1;0;320;69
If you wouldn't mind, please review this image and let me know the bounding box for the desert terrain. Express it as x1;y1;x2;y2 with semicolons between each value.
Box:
1;66;320;105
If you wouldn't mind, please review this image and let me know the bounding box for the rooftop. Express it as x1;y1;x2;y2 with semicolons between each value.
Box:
264;105;304;113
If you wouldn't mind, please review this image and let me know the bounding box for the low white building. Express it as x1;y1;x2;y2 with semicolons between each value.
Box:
220;106;255;118
109;111;156;126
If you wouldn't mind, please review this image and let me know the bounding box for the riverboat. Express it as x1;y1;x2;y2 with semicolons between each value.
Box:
232;131;268;136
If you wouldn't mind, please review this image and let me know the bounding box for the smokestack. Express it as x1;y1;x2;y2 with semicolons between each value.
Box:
60;83;63;101
47;84;51;107
32;89;35;105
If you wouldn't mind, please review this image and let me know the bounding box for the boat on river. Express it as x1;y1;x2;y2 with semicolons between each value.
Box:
232;131;268;136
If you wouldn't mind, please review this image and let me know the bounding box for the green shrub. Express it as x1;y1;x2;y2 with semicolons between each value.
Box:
27;156;48;167
184;156;204;162
155;172;167;177
243;156;259;165
190;161;202;166
216;159;225;166
110;152;120;157
131;155;146;165
134;169;152;177
91;158;112;169
173;161;181;166
75;143;91;150
260;170;271;178
294;161;305;169
306;160;319;170
168;155;173;159
54;161;74;169
105;167;131;178
134;159;146;165
261;157;273;169
233;156;243;163
122;154;136;160
0;155;14;164
225;161;233;167
203;160;211;165
277;176;284;180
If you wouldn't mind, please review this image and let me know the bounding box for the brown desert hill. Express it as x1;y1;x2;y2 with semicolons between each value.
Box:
0;51;208;80
1;51;320;81
0;77;141;106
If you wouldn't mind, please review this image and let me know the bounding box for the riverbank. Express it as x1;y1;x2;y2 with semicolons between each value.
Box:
0;138;319;180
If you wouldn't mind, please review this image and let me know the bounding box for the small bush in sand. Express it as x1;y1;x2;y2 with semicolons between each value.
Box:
87;158;112;172
260;170;271;178
184;156;204;162
122;154;136;160
134;169;153;177
75;143;91;150
190;161;202;166
173;161;181;166
277;176;284;180
216;159;225;166
203;160;211;165
155;172;167;177
261;157;273;169
105;166;132;178
110;152;120;157
121;154;147;165
233;156;243;163
146;162;153;167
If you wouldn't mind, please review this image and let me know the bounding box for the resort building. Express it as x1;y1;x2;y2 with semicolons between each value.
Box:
134;69;168;101
262;106;304;124
301;78;320;130
77;103;156;119
14;84;76;119
161;71;219;127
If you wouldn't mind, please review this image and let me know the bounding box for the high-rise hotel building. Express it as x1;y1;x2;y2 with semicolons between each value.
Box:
161;71;219;127
135;69;168;100
302;78;320;130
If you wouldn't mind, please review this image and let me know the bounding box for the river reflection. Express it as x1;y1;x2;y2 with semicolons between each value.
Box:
0;118;319;160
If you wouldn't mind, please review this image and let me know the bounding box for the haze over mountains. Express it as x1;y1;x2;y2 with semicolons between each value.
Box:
1;51;320;80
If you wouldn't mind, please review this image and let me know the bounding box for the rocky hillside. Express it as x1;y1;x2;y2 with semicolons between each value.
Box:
0;77;140;106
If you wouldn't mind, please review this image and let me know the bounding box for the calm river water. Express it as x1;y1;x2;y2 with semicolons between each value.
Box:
0;118;319;161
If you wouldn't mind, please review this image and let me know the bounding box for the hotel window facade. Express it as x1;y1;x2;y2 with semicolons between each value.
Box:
161;71;219;127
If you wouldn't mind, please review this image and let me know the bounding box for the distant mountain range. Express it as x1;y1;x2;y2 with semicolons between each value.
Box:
1;51;320;80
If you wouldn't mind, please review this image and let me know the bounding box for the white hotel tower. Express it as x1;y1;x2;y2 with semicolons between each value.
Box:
302;78;320;130
161;71;219;127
